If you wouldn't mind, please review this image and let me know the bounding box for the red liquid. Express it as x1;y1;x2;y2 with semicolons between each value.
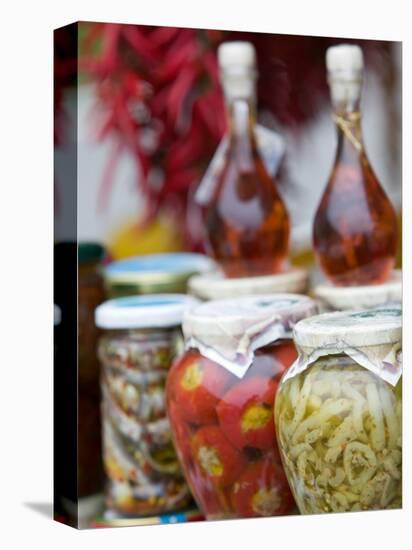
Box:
313;118;398;286
205;101;290;278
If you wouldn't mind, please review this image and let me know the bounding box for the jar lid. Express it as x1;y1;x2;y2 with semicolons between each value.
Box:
188;268;308;300
95;294;199;330
78;242;105;264
104;253;215;295
313;270;402;310
294;304;402;350
183;294;317;378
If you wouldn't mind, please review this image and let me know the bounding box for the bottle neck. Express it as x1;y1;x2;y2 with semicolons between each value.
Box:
333;108;364;155
227;96;256;136
221;67;257;134
329;74;364;154
226;98;257;171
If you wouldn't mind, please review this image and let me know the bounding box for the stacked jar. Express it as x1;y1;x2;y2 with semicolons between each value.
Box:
166;294;318;519
188;268;308;301
104;253;216;298
313;270;402;312
275;305;402;514
95;294;198;516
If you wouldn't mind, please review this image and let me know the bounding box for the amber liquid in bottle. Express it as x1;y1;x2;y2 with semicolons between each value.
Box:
205;99;290;278
313;103;398;286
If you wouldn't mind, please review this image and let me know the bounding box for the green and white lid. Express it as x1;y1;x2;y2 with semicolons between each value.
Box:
104;253;216;297
183;294;317;378
188;268;308;300
95;294;199;330
313;270;402;311
287;304;402;386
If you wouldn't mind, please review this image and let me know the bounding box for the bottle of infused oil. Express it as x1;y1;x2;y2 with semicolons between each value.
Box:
205;41;290;278
313;44;398;286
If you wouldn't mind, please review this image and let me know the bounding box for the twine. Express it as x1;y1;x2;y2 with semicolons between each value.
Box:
332;112;363;152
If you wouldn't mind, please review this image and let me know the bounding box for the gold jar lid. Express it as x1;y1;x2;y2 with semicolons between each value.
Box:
104;253;216;297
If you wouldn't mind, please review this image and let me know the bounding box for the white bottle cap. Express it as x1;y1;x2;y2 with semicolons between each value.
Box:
218;41;256;73
326;44;364;106
218;41;256;101
326;44;364;75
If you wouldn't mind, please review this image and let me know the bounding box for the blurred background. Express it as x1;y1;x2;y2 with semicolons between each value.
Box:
54;23;401;264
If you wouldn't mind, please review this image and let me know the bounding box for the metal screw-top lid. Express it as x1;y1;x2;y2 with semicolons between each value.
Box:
104;253;215;297
95;294;198;330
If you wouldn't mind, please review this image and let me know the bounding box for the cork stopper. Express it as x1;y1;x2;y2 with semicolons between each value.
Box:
326;44;364;75
326;44;364;108
218;41;256;73
218;41;257;101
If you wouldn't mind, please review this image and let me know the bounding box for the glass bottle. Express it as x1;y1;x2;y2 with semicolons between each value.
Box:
205;42;290;278
313;44;398;286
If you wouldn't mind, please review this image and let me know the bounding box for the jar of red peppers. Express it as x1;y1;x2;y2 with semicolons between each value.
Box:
95;294;198;517
166;294;318;520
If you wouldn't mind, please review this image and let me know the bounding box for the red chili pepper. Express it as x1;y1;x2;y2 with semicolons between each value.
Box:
247;342;298;381
191;426;245;488
217;376;278;451
169;351;233;425
230;457;295;517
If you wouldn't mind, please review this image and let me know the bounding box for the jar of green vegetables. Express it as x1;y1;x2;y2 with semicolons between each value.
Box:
275;305;402;514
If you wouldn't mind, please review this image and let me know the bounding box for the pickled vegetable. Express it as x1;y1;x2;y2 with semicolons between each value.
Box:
99;328;192;516
275;356;402;514
167;341;298;519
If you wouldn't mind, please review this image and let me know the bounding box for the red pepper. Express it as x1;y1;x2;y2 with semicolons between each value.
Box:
246;342;298;381
166;400;193;466
273;341;298;373
169;351;233;425
217;376;277;451
191;426;245;488
230;458;295;517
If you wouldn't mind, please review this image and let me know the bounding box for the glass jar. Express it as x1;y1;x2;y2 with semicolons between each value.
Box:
188;268;308;301
95;294;198;517
78;242;106;501
166;294;318;520
104;253;216;298
275;305;402;514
